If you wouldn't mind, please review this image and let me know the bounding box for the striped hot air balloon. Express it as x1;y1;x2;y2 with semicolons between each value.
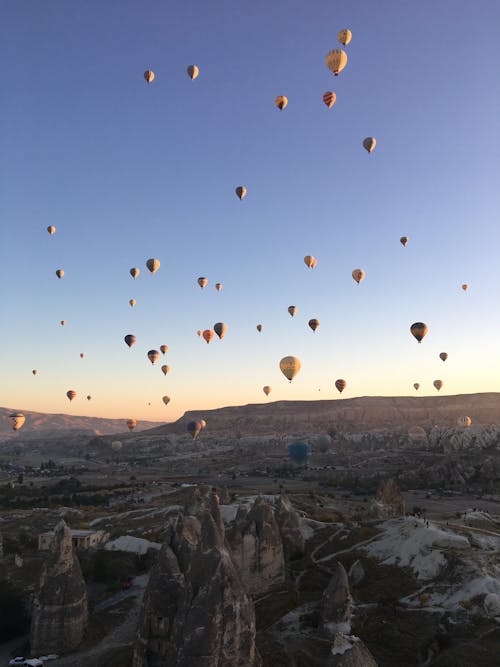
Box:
323;91;337;109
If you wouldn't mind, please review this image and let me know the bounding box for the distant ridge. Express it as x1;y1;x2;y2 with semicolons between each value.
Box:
143;393;500;437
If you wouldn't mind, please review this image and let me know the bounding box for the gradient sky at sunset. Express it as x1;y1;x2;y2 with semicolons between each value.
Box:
1;0;499;423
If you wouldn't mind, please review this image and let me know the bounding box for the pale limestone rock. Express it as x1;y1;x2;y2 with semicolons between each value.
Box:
275;492;305;560
327;634;378;666
347;559;365;587
320;562;353;636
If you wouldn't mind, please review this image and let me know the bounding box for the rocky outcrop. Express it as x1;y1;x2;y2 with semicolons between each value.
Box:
226;496;285;595
133;507;261;667
326;634;378;666
30;520;88;655
320;562;353;636
275;493;305;560
372;479;405;519
347;560;365;587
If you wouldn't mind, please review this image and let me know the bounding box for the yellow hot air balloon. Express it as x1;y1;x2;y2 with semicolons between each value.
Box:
279;356;301;382
413;383;420;391
263;386;272;396
146;258;160;274
457;416;472;428
127;418;137;431
461;283;468;291
439;352;448;362
9;413;26;431
322;91;337;109
56;269;64;279
235;186;247;200
161;364;170;375
256;324;263;332
304;255;317;269
215;283;223;292
130;267;140;279
363;137;377;153
144;70;155;83
162;395;171;406
66;390;76;401
32;369;38;376
400;236;409;247
433;379;443;392
187;65;199;80
308;318;320;332
202;329;214;344
337;29;352;46
111;440;122;452
410;322;428;343
47;226;56;235
129;299;136;307
326;49;348;76
198;277;208;289
352;268;365;284
288;306;297;317
275;95;288;110
214;322;227;339
147;349;160;364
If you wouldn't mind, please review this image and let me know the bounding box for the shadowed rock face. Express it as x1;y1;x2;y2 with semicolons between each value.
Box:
275;492;305;560
226;496;285;595
30;520;88;655
320;562;353;635
372;479;405;519
327;634;378;666
133;508;261;667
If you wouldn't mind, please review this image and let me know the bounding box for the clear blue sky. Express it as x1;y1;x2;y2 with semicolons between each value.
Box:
1;0;499;423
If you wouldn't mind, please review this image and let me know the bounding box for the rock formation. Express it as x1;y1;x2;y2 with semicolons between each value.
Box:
133;507;261;667
347;560;365;587
226;496;285;594
275;492;305;560
30;520;88;655
320;561;353;636
372;479;405;519
326;634;378;666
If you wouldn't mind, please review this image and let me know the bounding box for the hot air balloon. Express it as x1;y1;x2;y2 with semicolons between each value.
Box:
279;356;301;382
9;413;25;431
199;419;207;430
288;306;297;317
363;137;377;154
215;283;223;292
235;186;247;202
214;322;227;339
408;426;426;443
161;364;170;375
60;320;66;326
202;329;214;344
129;299;136;307
146;258;160;274
187;420;202;439
159;344;168;355
316;433;332;452
197;330;202;337
322;91;337;109
287;442;310;465
275;95;288;110
400;236;409;247
187;65;199;80
147;349;159;364
337;28;352;46
80;353;84;359
144;70;155;83
433;380;443;391
413;383;420;391
162;395;171;406
457;416;472;428
198;277;208;289
461;284;468;291
47;226;56;235
66;390;76;401
410;322;428;343
439;352;448;362
127;418;137;431
263;386;272;396
326;49;347;76
308;318;320;332
56;269;64;279
130;268;140;279
111;441;122;452
32;369;38;376
304;255;317;269
335;379;346;394
256;324;263;333
87;395;91;401
352;269;365;284
124;334;136;348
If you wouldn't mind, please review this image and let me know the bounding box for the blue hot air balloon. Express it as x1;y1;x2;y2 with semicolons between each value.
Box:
287;442;311;465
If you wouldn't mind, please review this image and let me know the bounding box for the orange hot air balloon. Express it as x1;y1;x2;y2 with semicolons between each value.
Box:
461;283;468;291
124;334;136;348
214;322;227;339
275;95;288;110
400;236;409;247
439;352;448;362
161;364;170;375
413;383;420;391
288;306;297;317
263;386;272;396
187;65;199;80
308;318;320;332
256;324;263;332
130;267;140;279
304;255;317;269
198;277;208;289
202;329;214;344
66;390;76;401
433;379;443;392
410;322;428;343
197;330;202;337
147;349;160;364
363;137;377;153
335;379;346;394
352;269;365;284
325;49;347;76
160;345;169;355
146;258;160;274
127;418;137;431
235;186;247;200
144;70;155;83
215;283;223;292
322;91;337;109
47;225;56;235
129;299;136;307
60;320;66;326
56;269;64;279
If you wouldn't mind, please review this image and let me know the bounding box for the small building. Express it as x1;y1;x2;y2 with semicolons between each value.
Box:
38;529;110;551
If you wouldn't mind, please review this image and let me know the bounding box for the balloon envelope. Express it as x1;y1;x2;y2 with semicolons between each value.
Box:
66;390;76;401
144;70;155;83
308;318;320;332
214;322;227;339
198;277;208;289
461;284;468;291
47;226;56;235
322;91;336;109
335;379;346;394
162;396;171;406
202;329;214;344
235;186;247;200
187;65;199;80
160;345;169;355
161;364;170;375
147;349;160;364
275;95;288;110
363;137;377;153
400;236;409;247
279;356;301;382
32;369;38;375
439;352;448;362
87;395;91;401
325;49;347;75
127;418;137;431
256;324;263;332
215;283;223;292
337;28;352;46
410;322;428;343
287;442;311;465
60;320;66;326
352;269;365;284
457;416;472;428
187;420;202;439
130;268;140;279
304;255;317;269
146;258;160;274
56;269;64;279
433;380;443;391
413;383;420;391
129;299;136;307
263;386;272;396
9;413;26;431
288;306;297;317
124;334;136;348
